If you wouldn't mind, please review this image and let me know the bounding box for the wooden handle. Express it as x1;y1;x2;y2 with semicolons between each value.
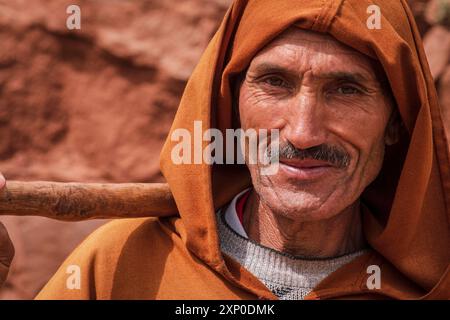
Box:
0;181;178;221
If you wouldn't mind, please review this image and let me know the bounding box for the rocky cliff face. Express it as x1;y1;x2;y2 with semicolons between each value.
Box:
0;0;448;299
412;0;450;136
0;0;230;299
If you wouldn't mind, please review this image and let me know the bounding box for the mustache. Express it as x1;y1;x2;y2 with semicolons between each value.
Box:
268;141;351;169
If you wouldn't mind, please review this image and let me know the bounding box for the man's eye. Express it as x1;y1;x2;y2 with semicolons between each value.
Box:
336;86;361;95
262;76;288;88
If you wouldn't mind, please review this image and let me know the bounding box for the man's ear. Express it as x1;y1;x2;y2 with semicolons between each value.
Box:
384;109;401;146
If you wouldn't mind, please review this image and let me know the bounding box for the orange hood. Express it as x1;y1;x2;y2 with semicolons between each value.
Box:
159;0;450;299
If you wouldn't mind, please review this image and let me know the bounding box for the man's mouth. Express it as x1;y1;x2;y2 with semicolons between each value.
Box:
278;158;337;180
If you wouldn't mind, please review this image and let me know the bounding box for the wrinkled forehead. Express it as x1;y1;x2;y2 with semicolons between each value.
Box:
247;27;388;85
270;27;357;53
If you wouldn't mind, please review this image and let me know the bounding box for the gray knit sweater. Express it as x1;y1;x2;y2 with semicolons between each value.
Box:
216;208;367;300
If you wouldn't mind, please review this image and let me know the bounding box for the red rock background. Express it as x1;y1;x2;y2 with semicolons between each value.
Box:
0;0;448;299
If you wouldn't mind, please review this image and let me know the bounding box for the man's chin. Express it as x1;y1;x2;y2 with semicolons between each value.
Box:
256;187;337;221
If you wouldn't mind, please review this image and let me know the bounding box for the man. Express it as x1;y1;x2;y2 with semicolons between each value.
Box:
1;0;449;299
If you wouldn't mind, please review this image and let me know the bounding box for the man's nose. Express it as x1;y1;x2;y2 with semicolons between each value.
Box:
284;88;327;150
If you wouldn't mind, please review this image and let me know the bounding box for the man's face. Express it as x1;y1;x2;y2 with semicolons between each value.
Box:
238;28;397;222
